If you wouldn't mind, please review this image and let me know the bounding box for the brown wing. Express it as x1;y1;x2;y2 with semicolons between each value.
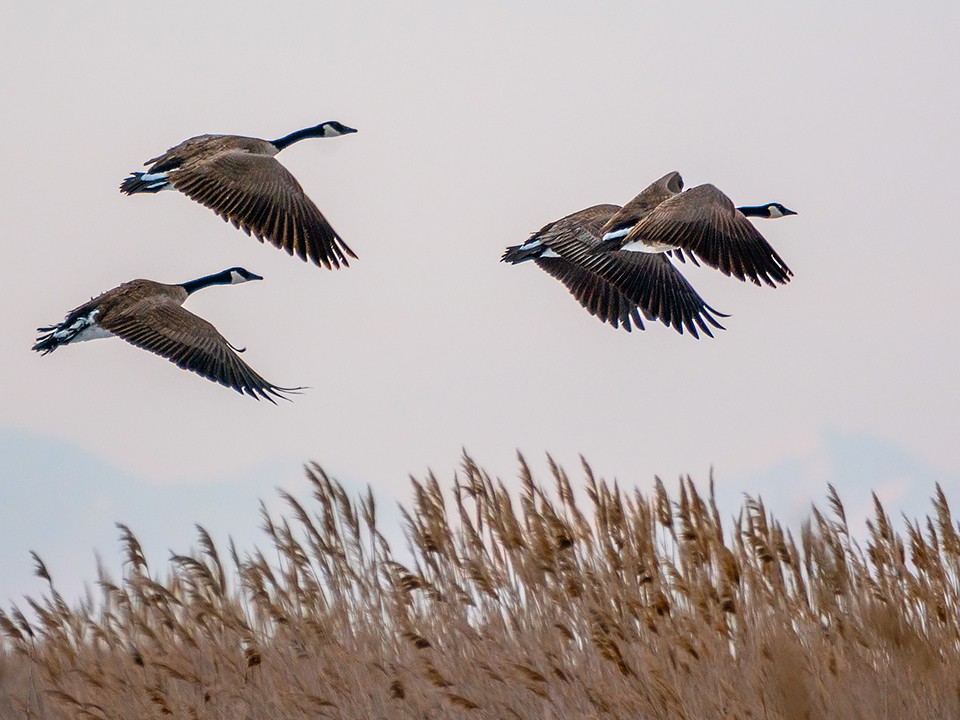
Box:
99;300;300;403
145;135;225;172
547;235;727;338
528;204;620;243
535;256;647;332
600;171;683;240
534;206;725;337
169;150;356;270
623;184;792;286
524;204;644;331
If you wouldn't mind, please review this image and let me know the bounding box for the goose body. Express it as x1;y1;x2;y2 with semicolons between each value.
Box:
596;172;796;286
120;121;358;270
502;196;726;338
33;268;299;402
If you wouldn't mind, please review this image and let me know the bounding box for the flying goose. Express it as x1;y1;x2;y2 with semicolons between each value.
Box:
502;198;727;338
120;121;358;270
33;268;300;402
595;171;796;286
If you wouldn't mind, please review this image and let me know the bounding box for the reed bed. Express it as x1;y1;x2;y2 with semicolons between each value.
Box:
2;454;959;719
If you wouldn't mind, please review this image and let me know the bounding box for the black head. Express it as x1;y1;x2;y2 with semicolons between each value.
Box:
316;121;358;137
766;203;797;218
181;267;263;294
225;267;263;284
737;202;798;219
271;122;358;150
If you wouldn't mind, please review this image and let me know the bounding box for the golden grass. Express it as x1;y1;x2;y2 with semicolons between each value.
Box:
2;454;959;719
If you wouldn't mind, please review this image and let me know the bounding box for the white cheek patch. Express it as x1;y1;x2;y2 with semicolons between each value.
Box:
230;271;245;284
767;206;783;218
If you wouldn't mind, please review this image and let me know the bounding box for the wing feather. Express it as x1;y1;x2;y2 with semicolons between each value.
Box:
527;205;646;332
99;300;299;402
169;150;356;269
515;203;724;337
623;184;792;286
546;235;726;338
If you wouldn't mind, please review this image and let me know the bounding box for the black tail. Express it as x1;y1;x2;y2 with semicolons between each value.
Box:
501;243;544;264
32;325;66;355
32;308;94;355
119;172;169;194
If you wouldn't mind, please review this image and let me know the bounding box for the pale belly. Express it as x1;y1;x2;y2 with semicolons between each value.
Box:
621;240;678;254
71;324;115;343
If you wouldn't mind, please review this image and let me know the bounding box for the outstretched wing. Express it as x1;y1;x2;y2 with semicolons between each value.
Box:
535;255;647;332
170;150;356;270
523;204;646;331
599;171;683;241
100;300;300;402
623;184;792;286
547;234;727;338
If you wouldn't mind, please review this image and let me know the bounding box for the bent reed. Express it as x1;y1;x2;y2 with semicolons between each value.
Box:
2;455;959;719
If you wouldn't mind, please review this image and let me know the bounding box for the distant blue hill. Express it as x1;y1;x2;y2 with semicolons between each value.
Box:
728;429;956;531
0;430;326;605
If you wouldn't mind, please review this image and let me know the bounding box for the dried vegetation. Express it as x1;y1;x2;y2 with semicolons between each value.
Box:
2;454;959;719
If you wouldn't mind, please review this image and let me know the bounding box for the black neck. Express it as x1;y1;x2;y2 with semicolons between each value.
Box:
736;204;769;218
270;125;324;151
180;271;232;295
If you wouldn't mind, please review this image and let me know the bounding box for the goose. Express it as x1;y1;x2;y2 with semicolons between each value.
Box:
594;171;796;286
502;197;727;338
33;268;300;402
120;121;358;270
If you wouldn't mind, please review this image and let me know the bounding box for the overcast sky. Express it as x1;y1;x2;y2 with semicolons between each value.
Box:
2;1;958;602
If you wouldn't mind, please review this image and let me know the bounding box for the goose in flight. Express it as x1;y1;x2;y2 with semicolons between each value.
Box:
502;194;727;338
120;121;358;269
33;268;300;402
595;171;796;286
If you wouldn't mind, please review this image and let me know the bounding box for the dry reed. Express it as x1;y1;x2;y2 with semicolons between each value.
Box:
2;453;958;719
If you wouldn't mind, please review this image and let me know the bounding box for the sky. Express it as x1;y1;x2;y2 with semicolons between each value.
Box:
1;2;958;603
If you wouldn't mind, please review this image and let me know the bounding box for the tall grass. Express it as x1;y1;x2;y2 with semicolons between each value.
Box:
2;454;958;719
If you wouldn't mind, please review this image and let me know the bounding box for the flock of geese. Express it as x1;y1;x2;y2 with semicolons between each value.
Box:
33;120;796;402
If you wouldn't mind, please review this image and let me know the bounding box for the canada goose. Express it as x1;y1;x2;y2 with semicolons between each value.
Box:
595;172;796;286
502;200;726;338
33;268;299;402
120;121;358;270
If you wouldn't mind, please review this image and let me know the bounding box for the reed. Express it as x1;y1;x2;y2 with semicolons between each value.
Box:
2;454;958;719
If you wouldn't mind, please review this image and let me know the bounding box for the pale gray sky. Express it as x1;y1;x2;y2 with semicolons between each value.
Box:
2;2;958;601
